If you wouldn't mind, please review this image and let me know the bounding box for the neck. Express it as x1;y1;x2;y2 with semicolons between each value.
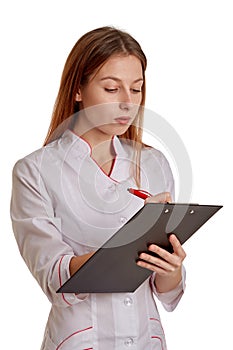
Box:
73;115;116;162
81;129;113;150
81;131;116;174
74;129;116;165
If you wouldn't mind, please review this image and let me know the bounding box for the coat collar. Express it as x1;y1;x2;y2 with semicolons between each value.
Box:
61;129;129;159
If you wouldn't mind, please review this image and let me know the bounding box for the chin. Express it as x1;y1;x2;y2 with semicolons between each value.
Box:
98;123;130;137
111;124;131;136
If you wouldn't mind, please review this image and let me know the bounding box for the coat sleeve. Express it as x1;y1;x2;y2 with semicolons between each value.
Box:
10;157;88;308
150;267;186;312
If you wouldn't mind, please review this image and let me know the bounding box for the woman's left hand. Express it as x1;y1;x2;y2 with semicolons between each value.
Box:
137;234;186;293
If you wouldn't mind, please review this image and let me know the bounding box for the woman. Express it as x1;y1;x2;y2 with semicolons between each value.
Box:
11;26;186;349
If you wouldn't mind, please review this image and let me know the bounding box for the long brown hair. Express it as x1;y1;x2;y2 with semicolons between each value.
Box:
44;26;147;187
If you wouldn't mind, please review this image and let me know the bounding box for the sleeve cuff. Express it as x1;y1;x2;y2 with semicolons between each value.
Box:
57;255;89;306
150;265;186;312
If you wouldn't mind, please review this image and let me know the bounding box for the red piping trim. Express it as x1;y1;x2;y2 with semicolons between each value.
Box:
58;256;72;306
56;326;93;350
108;157;116;177
149;317;160;321
149;317;166;342
69;129;119;182
151;336;164;350
77;135;93;155
91;155;118;181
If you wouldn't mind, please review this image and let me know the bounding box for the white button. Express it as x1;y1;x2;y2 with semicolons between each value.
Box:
120;217;127;224
108;183;116;191
69;294;76;302
124;338;134;346
124;297;133;306
77;152;86;159
117;183;123;190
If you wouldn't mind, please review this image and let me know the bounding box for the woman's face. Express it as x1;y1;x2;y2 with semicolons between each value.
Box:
75;54;144;140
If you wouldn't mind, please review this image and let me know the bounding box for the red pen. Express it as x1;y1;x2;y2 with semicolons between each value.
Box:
127;188;152;200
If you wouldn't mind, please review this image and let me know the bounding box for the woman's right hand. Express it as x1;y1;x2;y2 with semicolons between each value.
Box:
69;252;95;276
144;191;172;204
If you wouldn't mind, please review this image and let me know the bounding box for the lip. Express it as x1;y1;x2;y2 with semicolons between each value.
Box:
114;116;131;125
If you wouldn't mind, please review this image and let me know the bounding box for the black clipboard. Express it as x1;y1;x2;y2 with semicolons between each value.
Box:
57;203;222;294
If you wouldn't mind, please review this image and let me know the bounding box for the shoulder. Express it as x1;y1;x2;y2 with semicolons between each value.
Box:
12;139;59;178
141;144;169;167
141;145;174;179
13;149;42;176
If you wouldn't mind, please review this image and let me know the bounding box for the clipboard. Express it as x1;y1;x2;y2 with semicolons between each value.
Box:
57;203;222;294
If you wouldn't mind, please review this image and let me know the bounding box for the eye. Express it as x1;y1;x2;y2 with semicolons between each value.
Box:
131;89;142;93
105;88;118;93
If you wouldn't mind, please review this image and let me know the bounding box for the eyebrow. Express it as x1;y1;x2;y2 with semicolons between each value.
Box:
100;76;144;83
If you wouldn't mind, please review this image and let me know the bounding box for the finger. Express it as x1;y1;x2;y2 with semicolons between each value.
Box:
138;252;176;272
145;192;172;204
169;234;186;260
137;259;171;275
147;244;180;267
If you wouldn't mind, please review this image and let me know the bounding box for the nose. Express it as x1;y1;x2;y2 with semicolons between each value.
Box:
119;101;132;111
119;90;132;111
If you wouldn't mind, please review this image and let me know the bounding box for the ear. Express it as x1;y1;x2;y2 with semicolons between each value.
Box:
75;90;82;102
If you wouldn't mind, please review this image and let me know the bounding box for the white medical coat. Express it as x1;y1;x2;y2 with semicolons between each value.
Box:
11;129;185;350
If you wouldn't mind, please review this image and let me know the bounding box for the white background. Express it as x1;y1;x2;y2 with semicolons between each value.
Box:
1;1;232;349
